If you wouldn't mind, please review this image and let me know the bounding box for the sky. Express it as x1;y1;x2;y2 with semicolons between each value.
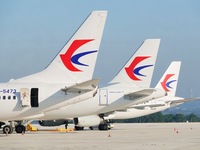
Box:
0;0;200;109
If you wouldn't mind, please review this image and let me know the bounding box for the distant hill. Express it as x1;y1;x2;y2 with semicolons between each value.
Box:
163;107;200;117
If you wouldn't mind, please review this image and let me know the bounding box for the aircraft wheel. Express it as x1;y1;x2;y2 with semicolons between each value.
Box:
74;126;84;131
15;125;26;133
3;125;13;134
98;124;108;131
89;126;94;130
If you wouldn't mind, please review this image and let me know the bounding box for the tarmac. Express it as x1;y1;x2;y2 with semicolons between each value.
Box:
0;123;200;150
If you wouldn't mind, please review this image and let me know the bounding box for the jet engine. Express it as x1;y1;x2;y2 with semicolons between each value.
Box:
74;115;103;127
38;120;68;126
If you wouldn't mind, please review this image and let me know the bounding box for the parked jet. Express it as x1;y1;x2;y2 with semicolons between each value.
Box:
38;39;166;130
105;61;183;120
78;61;199;130
104;61;199;120
0;10;107;134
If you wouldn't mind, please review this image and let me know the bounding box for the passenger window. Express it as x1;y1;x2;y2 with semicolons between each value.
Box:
3;96;6;100
8;96;11;100
13;96;16;100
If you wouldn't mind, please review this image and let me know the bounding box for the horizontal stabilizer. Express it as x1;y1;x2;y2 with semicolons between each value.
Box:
167;97;200;104
61;79;99;93
124;89;156;100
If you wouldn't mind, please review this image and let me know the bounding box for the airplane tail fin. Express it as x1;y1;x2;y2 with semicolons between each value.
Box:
15;11;107;83
155;61;181;97
110;39;160;88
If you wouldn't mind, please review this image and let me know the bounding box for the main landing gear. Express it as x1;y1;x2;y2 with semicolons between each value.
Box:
3;125;13;134
74;126;84;131
15;125;26;133
1;121;26;134
98;123;108;130
2;124;26;134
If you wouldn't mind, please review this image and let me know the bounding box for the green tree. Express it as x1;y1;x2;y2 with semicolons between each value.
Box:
112;113;200;123
186;113;200;122
163;114;175;122
173;114;186;122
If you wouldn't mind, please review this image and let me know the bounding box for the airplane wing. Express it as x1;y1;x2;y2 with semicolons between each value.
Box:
61;79;99;93
167;97;200;105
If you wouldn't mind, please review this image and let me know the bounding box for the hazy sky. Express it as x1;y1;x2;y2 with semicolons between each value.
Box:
0;0;200;109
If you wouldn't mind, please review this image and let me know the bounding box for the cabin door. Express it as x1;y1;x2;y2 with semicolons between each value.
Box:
99;89;108;106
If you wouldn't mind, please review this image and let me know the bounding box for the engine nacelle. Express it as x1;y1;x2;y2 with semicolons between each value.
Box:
38;120;68;126
74;115;102;127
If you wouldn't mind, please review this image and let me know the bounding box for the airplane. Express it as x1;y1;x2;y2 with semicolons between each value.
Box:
38;39;167;130
104;61;184;120
104;61;200;120
79;61;199;130
0;10;108;134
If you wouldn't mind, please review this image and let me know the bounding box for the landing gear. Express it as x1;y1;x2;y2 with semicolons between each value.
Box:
3;125;13;134
1;121;28;134
98;124;108;131
65;124;68;129
15;125;26;133
65;121;69;129
107;120;114;130
74;126;84;131
89;126;94;130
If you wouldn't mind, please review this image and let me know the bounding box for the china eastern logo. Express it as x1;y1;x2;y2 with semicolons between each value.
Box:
161;74;177;92
60;39;97;72
125;56;153;80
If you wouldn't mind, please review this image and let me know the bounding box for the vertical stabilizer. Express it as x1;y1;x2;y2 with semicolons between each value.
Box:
14;11;107;83
110;39;160;88
155;61;181;97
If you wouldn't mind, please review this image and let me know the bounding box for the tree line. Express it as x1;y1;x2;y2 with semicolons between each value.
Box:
112;112;200;123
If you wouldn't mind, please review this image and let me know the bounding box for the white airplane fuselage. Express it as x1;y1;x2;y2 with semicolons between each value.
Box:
104;106;170;120
104;96;184;120
0;83;165;122
0;82;96;121
38;84;166;120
